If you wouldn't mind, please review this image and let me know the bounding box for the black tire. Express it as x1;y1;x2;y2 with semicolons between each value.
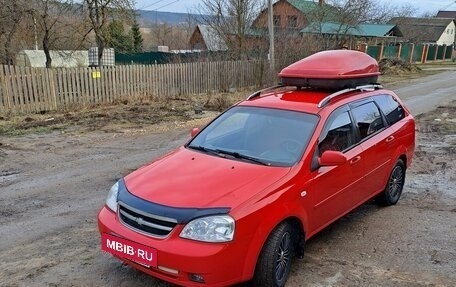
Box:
253;222;295;287
376;159;406;206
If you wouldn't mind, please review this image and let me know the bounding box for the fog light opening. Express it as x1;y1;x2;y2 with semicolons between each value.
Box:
189;273;205;283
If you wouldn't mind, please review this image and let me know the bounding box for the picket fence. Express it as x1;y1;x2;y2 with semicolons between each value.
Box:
0;60;265;114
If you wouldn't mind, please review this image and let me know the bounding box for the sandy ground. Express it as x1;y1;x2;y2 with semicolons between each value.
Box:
0;72;455;287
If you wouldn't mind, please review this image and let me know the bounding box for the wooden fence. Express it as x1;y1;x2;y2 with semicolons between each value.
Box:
0;60;266;114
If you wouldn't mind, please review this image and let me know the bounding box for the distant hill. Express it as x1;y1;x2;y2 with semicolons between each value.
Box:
136;10;210;26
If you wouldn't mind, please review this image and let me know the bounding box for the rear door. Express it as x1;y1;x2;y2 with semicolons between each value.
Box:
349;99;393;202
373;94;413;163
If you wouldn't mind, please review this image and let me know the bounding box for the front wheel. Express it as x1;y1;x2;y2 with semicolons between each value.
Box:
253;222;295;287
376;159;406;206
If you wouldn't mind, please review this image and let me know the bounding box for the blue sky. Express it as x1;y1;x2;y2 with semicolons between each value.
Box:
135;0;456;14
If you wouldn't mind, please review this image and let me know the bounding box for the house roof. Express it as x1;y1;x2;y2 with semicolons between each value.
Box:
287;0;322;13
436;11;456;19
195;25;228;52
286;0;338;21
301;22;402;37
388;17;455;43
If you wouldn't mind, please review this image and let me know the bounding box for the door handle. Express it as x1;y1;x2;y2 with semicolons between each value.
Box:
350;156;361;165
386;136;395;143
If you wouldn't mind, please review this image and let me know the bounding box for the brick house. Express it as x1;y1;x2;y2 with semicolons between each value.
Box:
252;0;336;31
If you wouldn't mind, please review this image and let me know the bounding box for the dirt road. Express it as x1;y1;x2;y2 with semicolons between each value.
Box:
1;72;455;287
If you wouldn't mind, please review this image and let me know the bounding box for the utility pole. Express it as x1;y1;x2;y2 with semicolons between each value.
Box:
34;16;39;50
268;0;275;73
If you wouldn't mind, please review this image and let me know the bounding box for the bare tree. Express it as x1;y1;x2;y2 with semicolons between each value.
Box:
339;0;417;23
199;0;265;57
0;0;28;65
84;0;135;66
306;0;418;49
0;0;90;66
31;0;80;68
151;23;173;47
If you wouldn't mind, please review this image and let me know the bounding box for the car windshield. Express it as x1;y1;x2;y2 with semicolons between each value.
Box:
187;106;319;167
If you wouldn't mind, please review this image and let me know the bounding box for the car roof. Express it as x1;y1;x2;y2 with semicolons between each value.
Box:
238;87;385;114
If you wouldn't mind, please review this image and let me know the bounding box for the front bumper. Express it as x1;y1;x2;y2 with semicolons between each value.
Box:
98;206;250;287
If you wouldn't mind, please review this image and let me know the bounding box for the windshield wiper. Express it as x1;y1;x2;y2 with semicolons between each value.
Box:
188;145;213;153
188;145;228;157
188;145;270;166
213;148;271;166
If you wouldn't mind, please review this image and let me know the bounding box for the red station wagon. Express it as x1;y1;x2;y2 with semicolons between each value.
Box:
98;50;415;287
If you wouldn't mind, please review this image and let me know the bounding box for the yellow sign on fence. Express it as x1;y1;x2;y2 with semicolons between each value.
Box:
92;71;101;79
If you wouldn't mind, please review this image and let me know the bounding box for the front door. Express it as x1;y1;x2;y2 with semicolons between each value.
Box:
306;106;364;234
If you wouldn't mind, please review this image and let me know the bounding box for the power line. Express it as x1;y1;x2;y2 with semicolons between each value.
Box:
138;0;181;11
154;0;180;11
440;1;456;11
138;0;167;10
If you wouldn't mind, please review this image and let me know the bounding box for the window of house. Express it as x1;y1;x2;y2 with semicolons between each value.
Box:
287;16;298;28
273;15;281;27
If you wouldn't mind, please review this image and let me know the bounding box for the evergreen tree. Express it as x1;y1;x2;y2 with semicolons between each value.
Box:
106;20;133;53
130;21;143;53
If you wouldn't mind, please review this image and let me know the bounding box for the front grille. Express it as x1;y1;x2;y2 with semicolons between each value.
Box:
118;202;178;237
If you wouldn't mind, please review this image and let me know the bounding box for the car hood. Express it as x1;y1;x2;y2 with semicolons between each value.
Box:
124;147;291;208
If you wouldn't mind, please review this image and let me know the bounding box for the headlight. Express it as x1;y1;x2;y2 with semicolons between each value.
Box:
180;215;235;243
106;181;119;212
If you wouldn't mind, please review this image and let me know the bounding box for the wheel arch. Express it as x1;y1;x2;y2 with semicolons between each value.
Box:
241;214;307;281
398;154;407;169
284;217;306;258
392;143;408;170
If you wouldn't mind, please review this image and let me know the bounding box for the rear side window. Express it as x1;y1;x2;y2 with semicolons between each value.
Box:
351;102;385;139
373;95;405;125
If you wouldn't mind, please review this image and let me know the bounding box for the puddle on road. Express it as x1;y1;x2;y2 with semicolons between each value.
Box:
408;131;456;199
407;173;456;198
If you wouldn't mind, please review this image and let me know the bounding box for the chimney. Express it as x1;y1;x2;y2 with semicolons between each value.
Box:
319;0;324;6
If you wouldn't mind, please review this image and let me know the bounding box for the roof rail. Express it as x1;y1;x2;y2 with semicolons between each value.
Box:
317;84;383;108
246;84;285;100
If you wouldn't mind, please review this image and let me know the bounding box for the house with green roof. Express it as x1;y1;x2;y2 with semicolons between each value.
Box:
301;22;402;42
252;0;338;31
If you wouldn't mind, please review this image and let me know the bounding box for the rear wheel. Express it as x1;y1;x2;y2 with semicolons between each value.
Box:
376;159;405;206
253;222;295;287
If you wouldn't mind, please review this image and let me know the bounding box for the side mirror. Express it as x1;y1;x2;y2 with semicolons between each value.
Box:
191;128;200;137
318;150;347;167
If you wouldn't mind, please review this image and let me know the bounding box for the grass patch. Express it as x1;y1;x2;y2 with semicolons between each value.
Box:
0;91;249;137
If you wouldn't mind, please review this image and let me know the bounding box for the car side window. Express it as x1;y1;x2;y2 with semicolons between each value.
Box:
319;111;357;155
351;102;385;139
373;95;405;125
